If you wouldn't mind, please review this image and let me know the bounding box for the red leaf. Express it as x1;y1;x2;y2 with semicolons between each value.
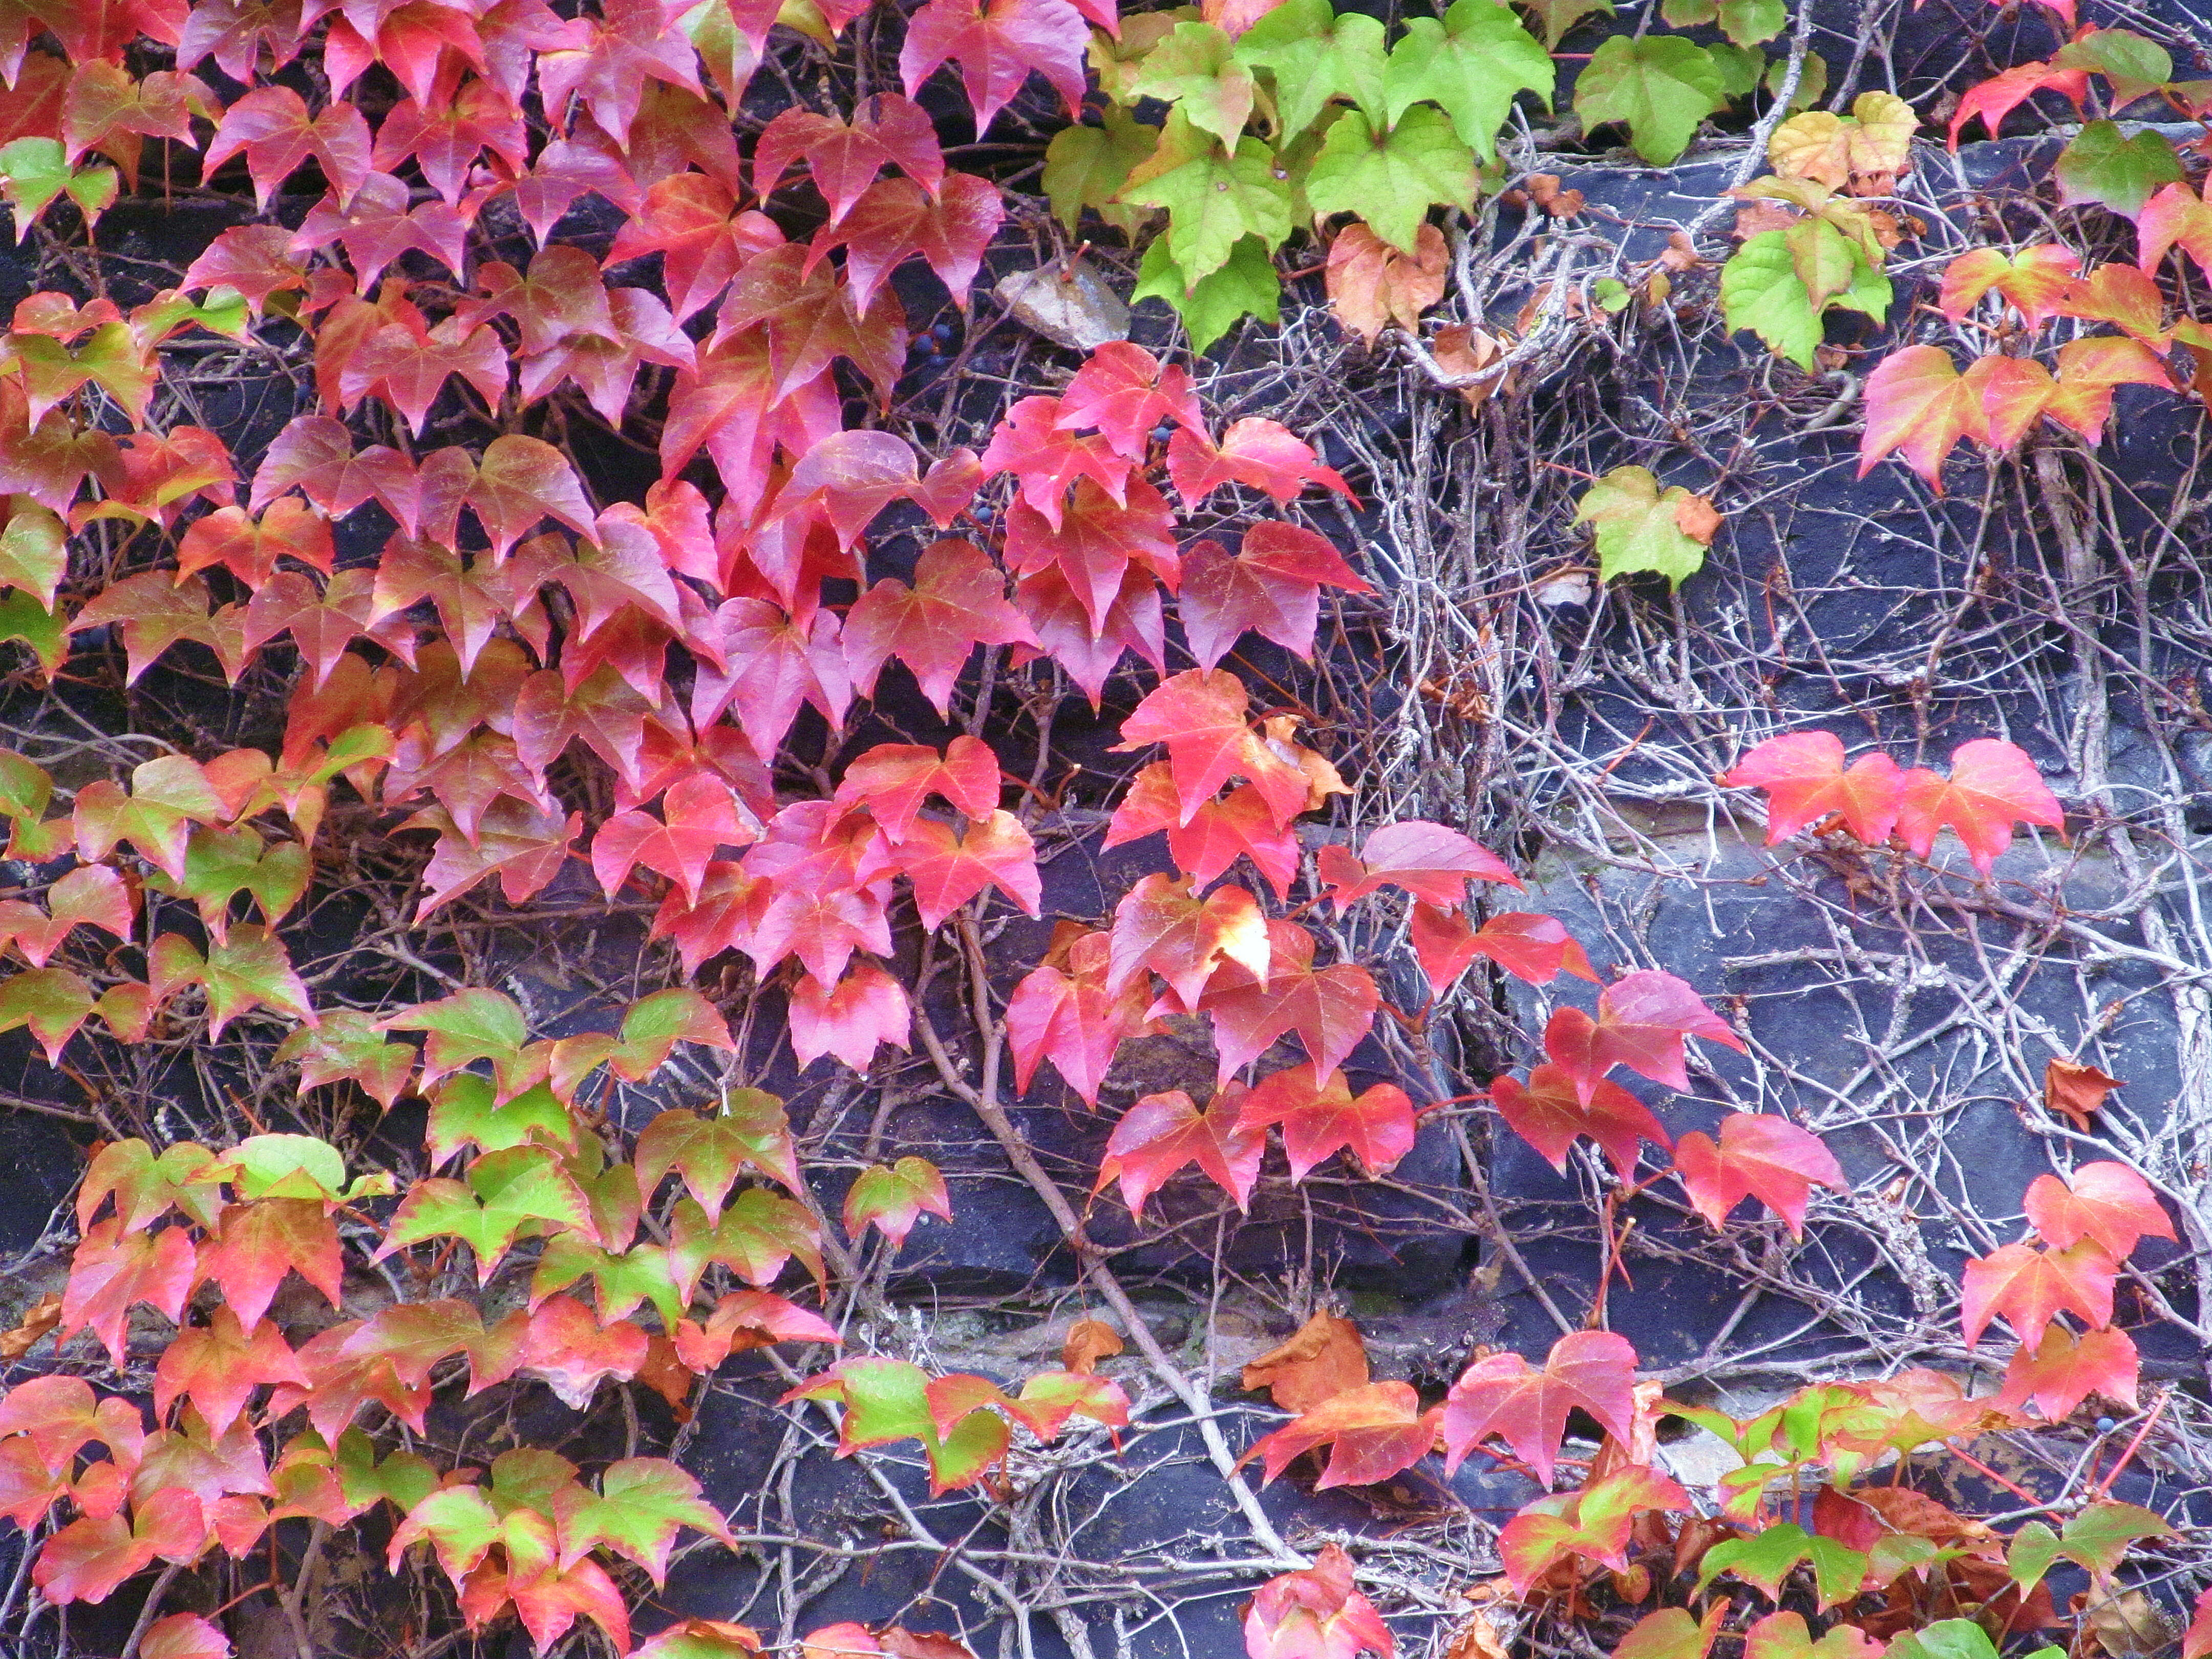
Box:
898;0;1089;132
140;1613;232;1659
789;962;911;1070
1960;1240;2117;1345
1111;668;1307;828
1858;344;1978;487
1178;524;1372;670
844;539;1038;716
836;737;1003;838
1568;971;1747;1095
1198;922;1378;1081
1490;1063;1670;1178
1112;770;1303;898
1939;245;2080;329
154;1306;308;1434
754;94;945;222
1440;1329;1639;1485
1236;1063;1416;1181
1166;418;1355;506
673;1290;841;1370
592;774;759;906
1721;731;1906;845
1498;1465;1687;1595
35;1490;205;1604
689;598;852;756
2140;180;2212;286
56;1220;196;1364
1055;342;1204;459
203;84;371;210
2023;1161;2174;1258
338;314;507;434
606;174;763;323
891;810;1041;929
1004;475;1178;635
1671;1113;1843;1237
979;395;1133;525
1095;1089;1264;1216
1946;61;2089;146
1895;738;2063;873
1244;1543;1394;1659
1003;928;1151;1105
1416;910;1601;989
196;1196;345;1330
469;1295;649;1410
813;173;1003;311
1998;1323;2138;1421
1107;873;1271;1008
372;80;528;204
536;0;703;145
1242;1381;1440;1489
293;172;470;289
0;863;134;966
1316;820;1520;910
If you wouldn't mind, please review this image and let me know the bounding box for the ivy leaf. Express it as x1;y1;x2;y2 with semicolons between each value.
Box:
1317;819;1520;910
1112;667;1308;826
837;737;1003;839
198;1195;345;1328
1698;1525;1867;1609
1200;922;1378;1080
0;502;64;609
1324;222;1448;350
1236;1063;1415;1180
1108;873;1272;1006
2022;1161;2174;1258
1895;738;2064;874
1096;1088;1265;1215
591;774;758;907
1518;0;1612;48
753;95;945;223
638;1092;803;1216
1108;769;1302;898
1998;1324;2138;1422
56;1219;196;1364
1723;730;1907;845
2054;121;2181;221
552;1457;733;1586
139;1615;232;1659
153;1306;308;1434
1004;927;1153;1104
1244;1544;1394;1659
1178;523;1371;669
377;1145;599;1280
1132;233;1281;351
1672;1112;1842;1236
381;987;529;1095
1858;344;1978;486
890;810;1041;929
1572;463;1721;587
844;538;1039;717
1441;1329;1639;1484
1381;0;1552;161
471;1295;652;1410
1939;245;2080;329
842;1157;953;1249
811;173;1004;312
788;962;911;1071
33;1490;205;1605
1961;1239;2120;1345
1303;105;1474;258
1242;1310;1369;1412
1490;1062;1670;1177
2008;1502;2172;1591
1118;113;1294;285
1043;108;1160;236
72;754;226;881
1131;22;1256;146
0;862;133;966
898;0;1089;131
1575;35;1727;165
0;965;97;1064
1242;1380;1440;1487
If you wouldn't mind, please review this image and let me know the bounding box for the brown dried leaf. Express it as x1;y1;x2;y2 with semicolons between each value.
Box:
0;1291;60;1359
1432;324;1508;411
1671;493;1723;545
1732;200;1800;240
1325;223;1450;350
1241;1310;1369;1412
1527;174;1586;217
2045;1057;2123;1130
1061;1317;1124;1374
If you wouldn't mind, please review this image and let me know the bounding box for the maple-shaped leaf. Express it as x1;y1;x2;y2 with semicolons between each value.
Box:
637;1092;802;1216
1671;1113;1843;1238
371;79;528;204
1111;668;1308;827
153;1306;308;1433
1107;873;1271;1007
76;1139;225;1236
202;85;371;210
836;736;1002;838
1004;927;1152;1105
1858;344;1979;487
0;862;133;966
788;962;910;1071
1242;1380;1440;1488
549;1456;731;1587
1199;921;1377;1080
470;1295;650;1410
688;598;852;757
400;799;581;919
1999;1323;2138;1422
57;1219;196;1364
1946;60;2089;146
1178;524;1372;670
536;0;702;144
2053;262;2169;346
1496;1465;1688;1594
1490;1063;1670;1178
1317;820;1520;911
890;810;1040;930
1106;767;1302;898
381;986;529;1095
2023;1161;2174;1258
1939;245;2081;329
1895;738;2064;874
1166;417;1355;506
843;538;1038;716
1052;341;1205;459
292;171;469;289
339;314;507;435
33;1487;205;1605
1244;1543;1394;1659
1326;221;1449;349
2138;180;2212;286
604;173;761;323
813;173;1003;311
1237;1064;1415;1181
197;1195;345;1329
979;395;1134;525
1960;1239;2119;1345
842;1156;952;1249
1543;971;1746;1097
1440;1329;1639;1486
0;964;95;1062
176;499;334;591
377;1144;598;1280
1242;1310;1369;1413
138;1613;231;1659
1721;731;1906;845
1455;912;1600;987
754;94;944;222
592;774;758;906
899;0;1088;132
1003;475;1178;636
671;1289;841;1372
1095;1088;1264;1216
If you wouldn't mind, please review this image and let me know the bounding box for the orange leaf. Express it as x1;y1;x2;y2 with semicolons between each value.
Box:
1242;1310;1371;1412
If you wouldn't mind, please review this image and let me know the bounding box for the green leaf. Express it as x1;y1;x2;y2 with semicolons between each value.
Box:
378;1144;597;1278
1694;1522;1862;1607
1117;112;1293;283
2054;28;2172;104
1660;0;1716;24
335;1428;439;1515
221;1133;346;1201
827;1356;937;1447
1766;49;1827;109
199;925;314;1033
1304;104;1475;254
388;1484;502;1583
1573;34;1728;164
0;964;93;1062
1721;227;1821;368
0;138;117;236
381;987;531;1092
0;748;51;820
1573;464;1719;588
1044;109;1160;236
0;590;65;676
1382;0;1552;162
1234;0;1389;136
531;1233;689;1328
1131;22;1256;145
0;504;66;609
924;1406;1011;1494
150;824;311;935
1706;42;1763;98
1785;214;1859;308
1133;233;1280;351
1884;1622;2000;1659
425;1075;579;1165
555;1457;730;1585
2009;1502;2173;1590
1718;0;1784;45
275;1007;416;1109
1518;0;1612;49
2054;120;2182;221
